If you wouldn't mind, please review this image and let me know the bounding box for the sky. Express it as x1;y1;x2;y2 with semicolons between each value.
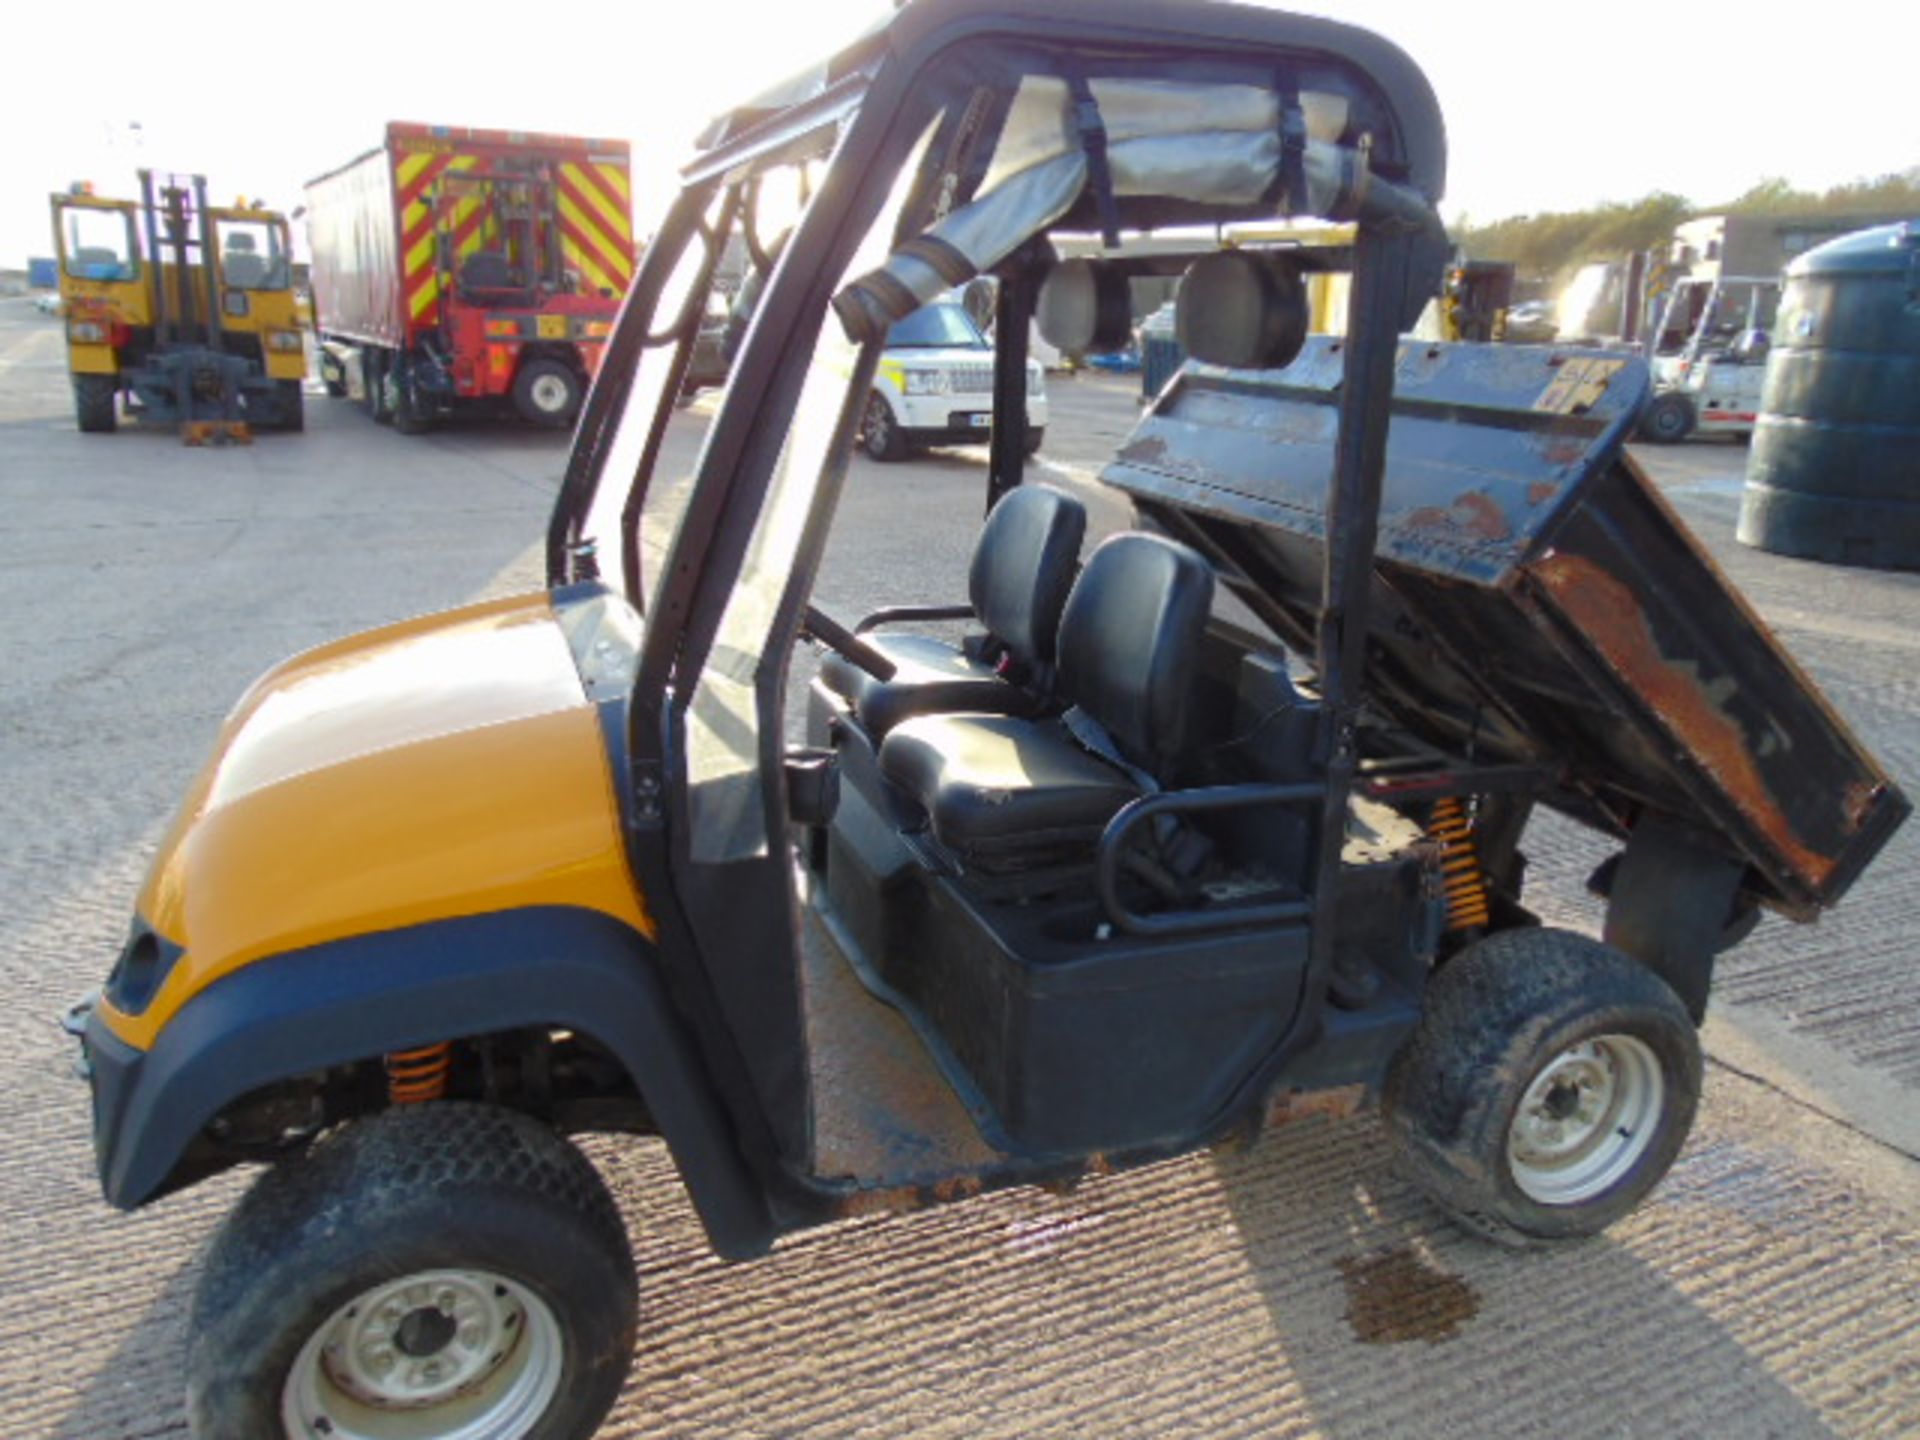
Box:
3;0;1915;267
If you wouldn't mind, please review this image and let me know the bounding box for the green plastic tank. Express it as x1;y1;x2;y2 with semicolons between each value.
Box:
1739;220;1920;568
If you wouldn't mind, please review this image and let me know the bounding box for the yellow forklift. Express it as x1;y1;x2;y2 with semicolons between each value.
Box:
50;172;307;441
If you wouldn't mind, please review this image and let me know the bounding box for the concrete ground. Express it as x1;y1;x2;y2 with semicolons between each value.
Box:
1;300;1915;1438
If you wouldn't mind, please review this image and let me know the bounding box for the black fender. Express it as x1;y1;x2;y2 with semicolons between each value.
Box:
85;906;777;1259
1601;817;1752;1024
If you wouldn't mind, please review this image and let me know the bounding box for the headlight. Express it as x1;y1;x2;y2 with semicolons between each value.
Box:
265;330;304;353
903;369;950;396
1028;363;1045;397
67;319;108;344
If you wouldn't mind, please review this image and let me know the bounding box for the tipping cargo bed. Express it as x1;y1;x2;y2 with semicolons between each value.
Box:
1102;338;1908;917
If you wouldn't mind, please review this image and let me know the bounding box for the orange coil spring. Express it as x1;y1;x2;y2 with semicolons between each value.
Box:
1428;795;1492;931
385;1043;452;1104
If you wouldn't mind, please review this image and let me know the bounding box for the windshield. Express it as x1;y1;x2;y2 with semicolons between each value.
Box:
216;217;290;291
684;120;942;861
568;146;831;616
887;303;988;349
61;205;138;282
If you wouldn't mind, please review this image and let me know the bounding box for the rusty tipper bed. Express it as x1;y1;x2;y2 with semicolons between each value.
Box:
1105;338;1907;927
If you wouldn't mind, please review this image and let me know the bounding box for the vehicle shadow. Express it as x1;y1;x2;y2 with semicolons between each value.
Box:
44;1228;205;1439
1209;1112;1842;1439
39;1097;1884;1439
571;1096;1876;1438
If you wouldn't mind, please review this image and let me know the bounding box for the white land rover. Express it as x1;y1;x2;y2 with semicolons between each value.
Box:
858;300;1047;461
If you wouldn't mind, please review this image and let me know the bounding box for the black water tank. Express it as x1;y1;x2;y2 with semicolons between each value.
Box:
1738;220;1920;568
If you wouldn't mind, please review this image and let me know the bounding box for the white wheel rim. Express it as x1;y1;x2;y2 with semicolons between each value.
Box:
529;373;572;414
280;1268;564;1440
1507;1033;1664;1205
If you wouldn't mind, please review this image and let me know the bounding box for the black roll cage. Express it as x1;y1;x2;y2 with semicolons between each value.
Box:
545;0;1450;1202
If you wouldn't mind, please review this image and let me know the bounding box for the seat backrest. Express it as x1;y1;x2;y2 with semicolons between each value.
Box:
1056;533;1215;772
223;250;267;288
460;251;518;293
968;483;1087;667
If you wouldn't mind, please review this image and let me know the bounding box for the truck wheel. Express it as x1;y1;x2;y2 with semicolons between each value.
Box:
362;351;395;425
187;1103;636;1440
393;369;433;436
861;392;907;461
277;380;306;433
1638;392;1696;443
319;347;349;398
74;375;117;434
1023;425;1046;458
1383;927;1700;1247
512;359;583;428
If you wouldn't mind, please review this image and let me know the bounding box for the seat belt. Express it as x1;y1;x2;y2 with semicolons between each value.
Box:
1061;705;1159;795
1062;707;1217;893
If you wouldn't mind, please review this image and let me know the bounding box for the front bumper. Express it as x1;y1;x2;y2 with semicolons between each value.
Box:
892;392;1048;442
64;992;147;1207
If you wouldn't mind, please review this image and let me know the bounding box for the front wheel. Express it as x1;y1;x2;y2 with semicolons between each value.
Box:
276;380;306;433
187;1103;637;1440
512;359;583;428
1384;927;1701;1247
1638;391;1696;443
860;391;908;461
74;374;117;433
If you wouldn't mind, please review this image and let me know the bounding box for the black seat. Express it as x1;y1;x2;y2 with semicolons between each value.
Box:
879;532;1215;868
459;251;523;296
821;483;1086;736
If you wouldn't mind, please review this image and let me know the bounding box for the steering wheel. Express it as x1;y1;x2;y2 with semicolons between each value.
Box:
802;605;897;682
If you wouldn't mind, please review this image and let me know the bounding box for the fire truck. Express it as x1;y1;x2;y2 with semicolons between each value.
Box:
304;122;634;431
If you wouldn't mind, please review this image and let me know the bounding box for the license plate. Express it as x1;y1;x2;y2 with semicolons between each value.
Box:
967;413;992;428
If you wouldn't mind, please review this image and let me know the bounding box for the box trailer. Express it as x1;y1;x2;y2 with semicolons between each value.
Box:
305;121;634;430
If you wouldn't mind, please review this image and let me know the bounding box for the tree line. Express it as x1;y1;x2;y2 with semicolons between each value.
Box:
1453;170;1920;286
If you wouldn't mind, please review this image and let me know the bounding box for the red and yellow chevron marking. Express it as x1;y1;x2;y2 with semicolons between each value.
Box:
401;151;489;324
397;149;633;327
556;160;634;299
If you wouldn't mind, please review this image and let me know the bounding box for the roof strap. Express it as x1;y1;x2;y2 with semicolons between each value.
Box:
1276;75;1309;215
1065;72;1123;250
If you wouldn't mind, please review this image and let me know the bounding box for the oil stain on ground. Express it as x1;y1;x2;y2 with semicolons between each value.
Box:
1336;1247;1480;1344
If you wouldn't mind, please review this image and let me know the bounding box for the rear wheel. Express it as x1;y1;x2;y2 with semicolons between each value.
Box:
187;1103;637;1440
1639;391;1696;443
276;379;306;433
1384;927;1700;1246
363;350;393;425
74;374;117;433
512;359;583;428
1023;425;1046;458
861;391;907;461
392;366;433;436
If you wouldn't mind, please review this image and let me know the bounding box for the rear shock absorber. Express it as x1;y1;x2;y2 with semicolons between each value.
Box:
385;1042;452;1104
1428;795;1492;932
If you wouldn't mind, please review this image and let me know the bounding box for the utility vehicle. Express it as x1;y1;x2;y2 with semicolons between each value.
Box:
71;3;1906;1437
1639;274;1782;442
50;174;305;439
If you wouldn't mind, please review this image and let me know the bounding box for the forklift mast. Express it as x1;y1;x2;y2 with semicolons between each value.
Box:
137;171;223;351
